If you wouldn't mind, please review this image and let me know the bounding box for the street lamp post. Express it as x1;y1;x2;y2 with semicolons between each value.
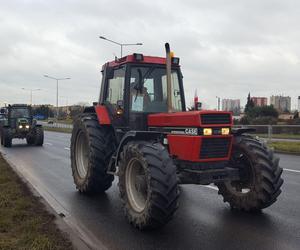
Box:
44;75;71;119
216;96;221;111
99;36;143;57
21;88;41;105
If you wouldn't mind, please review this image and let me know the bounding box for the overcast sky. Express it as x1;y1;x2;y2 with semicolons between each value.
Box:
0;0;299;109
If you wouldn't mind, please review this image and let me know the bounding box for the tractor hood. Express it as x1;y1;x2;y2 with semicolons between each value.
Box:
17;118;29;124
148;111;233;127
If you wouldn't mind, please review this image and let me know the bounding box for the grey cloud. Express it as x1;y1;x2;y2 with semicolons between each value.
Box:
0;0;299;109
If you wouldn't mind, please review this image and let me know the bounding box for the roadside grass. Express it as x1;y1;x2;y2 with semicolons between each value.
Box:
44;127;72;133
56;119;73;125
254;133;300;140
0;153;73;250
268;141;300;154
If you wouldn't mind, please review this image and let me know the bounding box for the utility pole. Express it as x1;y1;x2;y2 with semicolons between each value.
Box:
44;75;71;119
216;96;221;111
21;88;41;105
99;36;143;58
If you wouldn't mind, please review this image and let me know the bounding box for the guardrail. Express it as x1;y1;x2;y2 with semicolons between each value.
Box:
38;121;300;141
39;121;73;129
234;125;300;141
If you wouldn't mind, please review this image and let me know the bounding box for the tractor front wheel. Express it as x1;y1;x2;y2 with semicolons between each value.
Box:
216;135;283;211
118;141;179;230
71;113;115;193
34;127;44;146
3;128;12;147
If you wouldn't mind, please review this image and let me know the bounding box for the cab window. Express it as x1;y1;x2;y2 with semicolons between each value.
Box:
106;67;125;107
130;66;183;113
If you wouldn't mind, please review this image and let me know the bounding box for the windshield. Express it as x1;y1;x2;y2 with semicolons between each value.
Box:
130;66;183;113
10;108;30;118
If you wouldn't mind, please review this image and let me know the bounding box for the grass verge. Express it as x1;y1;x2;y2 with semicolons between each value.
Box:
268;141;300;155
0;153;73;250
254;133;300;140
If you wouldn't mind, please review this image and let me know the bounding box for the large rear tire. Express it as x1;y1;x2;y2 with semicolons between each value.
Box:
118;141;179;230
216;135;283;211
3;128;12;148
71;113;115;193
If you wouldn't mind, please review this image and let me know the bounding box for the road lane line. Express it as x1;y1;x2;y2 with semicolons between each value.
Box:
283;168;300;173
203;185;218;191
45;142;53;146
64;147;70;151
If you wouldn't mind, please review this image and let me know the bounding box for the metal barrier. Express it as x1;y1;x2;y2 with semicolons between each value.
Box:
39;121;73;129
39;121;300;141
234;125;300;141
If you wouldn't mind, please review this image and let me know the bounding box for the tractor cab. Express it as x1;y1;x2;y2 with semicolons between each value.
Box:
98;53;185;132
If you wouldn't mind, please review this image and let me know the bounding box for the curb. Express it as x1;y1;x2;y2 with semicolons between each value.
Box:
0;151;106;250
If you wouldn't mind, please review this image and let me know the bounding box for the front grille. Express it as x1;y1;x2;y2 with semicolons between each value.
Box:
201;114;231;125
200;138;231;159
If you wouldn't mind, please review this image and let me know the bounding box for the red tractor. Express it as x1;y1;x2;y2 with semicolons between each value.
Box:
71;44;283;230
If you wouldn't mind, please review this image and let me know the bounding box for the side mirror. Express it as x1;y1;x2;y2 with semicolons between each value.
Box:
116;100;124;108
116;100;124;116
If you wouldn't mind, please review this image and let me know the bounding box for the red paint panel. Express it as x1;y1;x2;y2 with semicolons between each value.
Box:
95;105;111;125
108;55;168;67
148;111;201;127
167;135;201;161
148;110;232;127
167;135;232;162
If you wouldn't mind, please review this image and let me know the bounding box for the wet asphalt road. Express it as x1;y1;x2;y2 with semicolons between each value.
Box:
1;131;300;250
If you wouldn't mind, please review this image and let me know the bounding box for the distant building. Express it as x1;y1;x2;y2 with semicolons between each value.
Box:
222;99;240;115
251;97;268;107
270;95;291;113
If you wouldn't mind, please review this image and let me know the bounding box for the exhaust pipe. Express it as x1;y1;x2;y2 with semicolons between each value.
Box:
165;43;173;113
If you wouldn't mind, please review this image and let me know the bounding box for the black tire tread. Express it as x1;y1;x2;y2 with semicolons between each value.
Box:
118;141;179;230
34;127;44;146
3;128;12;147
70;113;115;194
216;135;283;211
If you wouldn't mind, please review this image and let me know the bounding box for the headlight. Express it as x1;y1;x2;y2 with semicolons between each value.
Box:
25;125;30;129
203;128;212;136
221;128;230;135
18;125;23;129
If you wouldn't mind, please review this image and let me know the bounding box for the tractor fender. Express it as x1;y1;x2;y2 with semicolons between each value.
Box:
231;128;256;136
83;106;96;114
82;105;111;125
115;131;163;168
95;105;111;125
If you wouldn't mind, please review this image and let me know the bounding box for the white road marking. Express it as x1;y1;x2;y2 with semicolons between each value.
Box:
64;147;70;151
284;168;300;173
203;185;219;191
45;142;53;146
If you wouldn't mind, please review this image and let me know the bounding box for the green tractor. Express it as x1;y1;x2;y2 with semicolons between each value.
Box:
0;104;44;147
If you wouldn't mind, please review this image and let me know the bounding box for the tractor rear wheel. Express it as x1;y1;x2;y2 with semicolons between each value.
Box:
71;113;115;193
216;135;283;211
34;127;44;146
118;141;179;230
3;128;12;147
